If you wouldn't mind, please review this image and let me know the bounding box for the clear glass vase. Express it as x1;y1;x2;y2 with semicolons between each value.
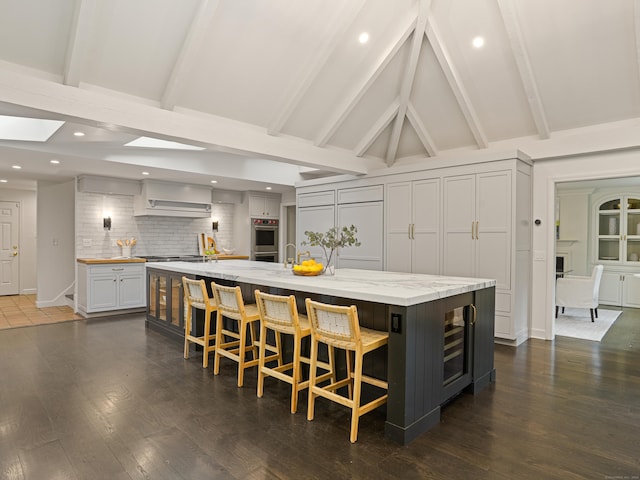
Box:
323;252;336;275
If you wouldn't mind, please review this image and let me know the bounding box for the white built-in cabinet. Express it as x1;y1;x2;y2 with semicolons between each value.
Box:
77;262;146;314
593;193;640;307
386;178;440;274
296;158;531;345
297;186;383;271
249;193;280;218
442;171;511;290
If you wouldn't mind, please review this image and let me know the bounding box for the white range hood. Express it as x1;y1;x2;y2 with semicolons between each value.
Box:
133;180;212;218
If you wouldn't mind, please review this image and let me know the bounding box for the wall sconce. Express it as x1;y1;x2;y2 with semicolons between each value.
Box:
212;221;219;231
103;216;112;231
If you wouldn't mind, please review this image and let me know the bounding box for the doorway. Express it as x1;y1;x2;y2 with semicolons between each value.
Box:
0;201;20;295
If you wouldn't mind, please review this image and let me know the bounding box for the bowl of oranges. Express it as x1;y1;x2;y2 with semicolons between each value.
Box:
292;258;324;276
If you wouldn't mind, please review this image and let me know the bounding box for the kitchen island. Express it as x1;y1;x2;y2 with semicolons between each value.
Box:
145;260;496;444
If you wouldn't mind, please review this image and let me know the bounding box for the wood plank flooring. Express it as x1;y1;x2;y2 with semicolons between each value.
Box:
0;308;638;479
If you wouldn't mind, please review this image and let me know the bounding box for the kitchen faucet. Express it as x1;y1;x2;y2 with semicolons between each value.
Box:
297;250;311;265
284;243;296;268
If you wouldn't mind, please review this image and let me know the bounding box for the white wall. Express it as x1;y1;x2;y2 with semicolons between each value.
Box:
0;187;37;295
75;191;236;258
37;180;75;306
531;149;640;340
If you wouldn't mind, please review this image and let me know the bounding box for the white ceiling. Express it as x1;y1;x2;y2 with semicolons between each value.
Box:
2;0;640;192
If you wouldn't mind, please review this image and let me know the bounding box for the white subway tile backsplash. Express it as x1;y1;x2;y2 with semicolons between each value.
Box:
76;192;236;258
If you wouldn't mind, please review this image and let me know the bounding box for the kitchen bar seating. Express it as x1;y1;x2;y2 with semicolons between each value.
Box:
211;283;279;387
182;277;217;368
254;290;335;413
305;299;389;443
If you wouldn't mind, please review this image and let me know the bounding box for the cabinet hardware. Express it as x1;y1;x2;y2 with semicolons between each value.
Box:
470;304;477;326
408;224;412;239
12;252;17;256
411;223;415;239
476;221;479;239
112;268;124;271
471;222;474;239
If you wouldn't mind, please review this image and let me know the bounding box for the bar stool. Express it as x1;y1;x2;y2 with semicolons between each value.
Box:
305;298;389;443
212;283;279;387
182;277;217;368
254;290;335;413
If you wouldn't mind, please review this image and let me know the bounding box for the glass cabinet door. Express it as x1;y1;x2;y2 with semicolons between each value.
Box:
597;198;621;262
626;197;640;263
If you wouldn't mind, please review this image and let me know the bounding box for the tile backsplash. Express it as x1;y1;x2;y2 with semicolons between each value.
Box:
76;192;235;258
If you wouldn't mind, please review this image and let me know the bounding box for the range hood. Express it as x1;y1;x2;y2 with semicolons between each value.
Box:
133;180;212;217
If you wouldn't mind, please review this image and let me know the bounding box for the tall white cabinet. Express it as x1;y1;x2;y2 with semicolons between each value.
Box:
386;178;440;274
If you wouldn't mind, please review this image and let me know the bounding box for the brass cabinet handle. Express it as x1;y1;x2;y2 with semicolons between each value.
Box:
470;304;477;325
408;224;412;239
411;223;415;240
12;251;18;256
471;221;475;239
476;221;479;240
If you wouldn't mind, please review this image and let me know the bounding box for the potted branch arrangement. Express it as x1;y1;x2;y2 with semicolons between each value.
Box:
301;225;361;275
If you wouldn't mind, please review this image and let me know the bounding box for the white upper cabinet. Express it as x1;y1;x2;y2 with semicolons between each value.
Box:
249;193;280;218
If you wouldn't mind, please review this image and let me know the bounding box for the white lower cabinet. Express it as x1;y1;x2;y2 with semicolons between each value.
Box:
599;270;640;307
78;262;146;314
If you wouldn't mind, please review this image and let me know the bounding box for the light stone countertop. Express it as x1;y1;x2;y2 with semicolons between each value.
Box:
146;260;495;307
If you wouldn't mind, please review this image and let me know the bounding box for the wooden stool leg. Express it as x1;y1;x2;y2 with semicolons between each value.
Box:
202;312;211;369
213;311;223;376
257;322;267;398
238;318;248;387
307;338;319;421
350;351;364;443
345;349;353;400
291;334;301;414
184;306;191;359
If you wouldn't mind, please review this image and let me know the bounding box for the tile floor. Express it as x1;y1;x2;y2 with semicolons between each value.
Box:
0;294;83;330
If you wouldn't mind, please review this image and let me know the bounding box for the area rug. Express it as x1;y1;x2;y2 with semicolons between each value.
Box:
555;308;621;341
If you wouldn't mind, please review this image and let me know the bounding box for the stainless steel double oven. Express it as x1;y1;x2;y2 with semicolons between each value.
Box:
251;218;279;262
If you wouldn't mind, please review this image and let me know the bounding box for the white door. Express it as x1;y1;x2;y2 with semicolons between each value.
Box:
0;202;19;295
443;175;475;278
476;171;511;289
412;178;440;274
385;182;412;273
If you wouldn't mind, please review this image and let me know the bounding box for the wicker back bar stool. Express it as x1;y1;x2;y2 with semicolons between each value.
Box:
182;277;217;368
211;283;279;387
305;298;389;443
254;290;335;413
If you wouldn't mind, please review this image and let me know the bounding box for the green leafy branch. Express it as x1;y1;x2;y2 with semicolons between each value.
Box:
301;225;361;267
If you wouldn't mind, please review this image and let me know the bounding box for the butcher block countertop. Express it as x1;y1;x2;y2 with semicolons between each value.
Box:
77;258;147;264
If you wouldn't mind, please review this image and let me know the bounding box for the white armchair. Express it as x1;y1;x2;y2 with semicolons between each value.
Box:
555;265;604;322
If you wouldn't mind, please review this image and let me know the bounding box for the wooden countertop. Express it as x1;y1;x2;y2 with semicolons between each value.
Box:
77;258;147;264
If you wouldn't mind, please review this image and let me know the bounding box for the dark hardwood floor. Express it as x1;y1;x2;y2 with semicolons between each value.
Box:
0;308;638;479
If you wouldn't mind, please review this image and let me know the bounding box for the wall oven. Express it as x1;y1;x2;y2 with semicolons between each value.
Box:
251;218;279;261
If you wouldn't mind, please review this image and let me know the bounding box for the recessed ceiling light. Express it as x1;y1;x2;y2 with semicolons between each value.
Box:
125;136;205;150
358;32;369;44
0;115;64;141
11;165;21;169
73;131;85;137
265;186;272;190
210;180;218;184
50;159;60;164
0;179;7;183
472;36;485;48
141;171;150;176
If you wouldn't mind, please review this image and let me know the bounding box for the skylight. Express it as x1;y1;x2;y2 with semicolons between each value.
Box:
125;136;206;150
0;115;64;141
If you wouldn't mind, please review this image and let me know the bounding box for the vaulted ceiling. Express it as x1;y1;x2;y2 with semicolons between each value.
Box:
1;0;640;191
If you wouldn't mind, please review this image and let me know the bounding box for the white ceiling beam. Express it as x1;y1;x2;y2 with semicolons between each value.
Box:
315;15;417;147
161;0;221;110
426;19;488;148
497;0;550;139
385;0;431;165
354;99;400;156
406;102;437;157
0;66;384;175
267;0;367;136
63;0;97;87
